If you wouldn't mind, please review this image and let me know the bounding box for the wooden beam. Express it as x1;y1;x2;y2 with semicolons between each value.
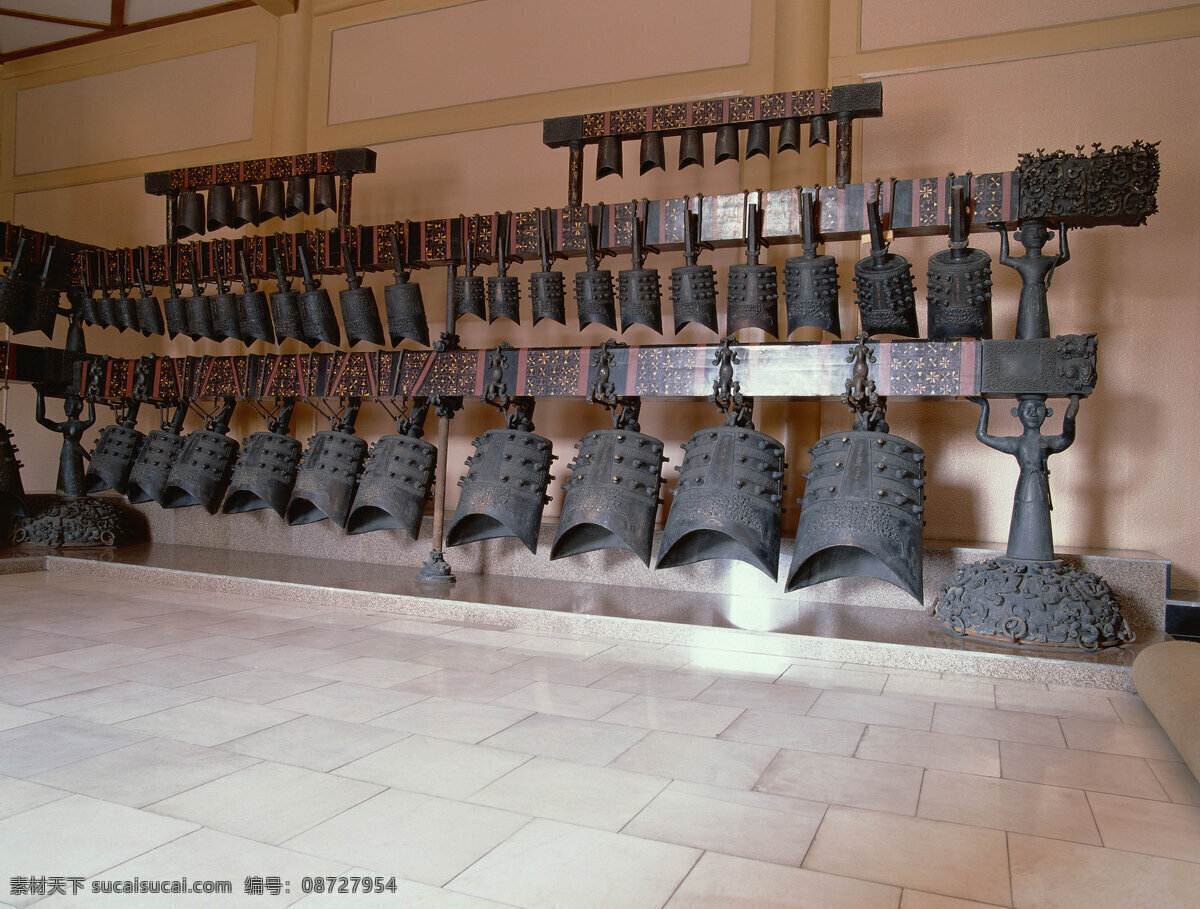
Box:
250;0;296;14
0;8;108;29
110;0;125;29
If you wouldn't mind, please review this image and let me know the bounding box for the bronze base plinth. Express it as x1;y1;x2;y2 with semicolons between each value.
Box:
10;494;147;549
929;557;1135;652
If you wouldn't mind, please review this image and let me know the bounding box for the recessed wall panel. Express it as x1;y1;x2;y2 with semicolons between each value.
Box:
328;0;752;124
14;43;257;174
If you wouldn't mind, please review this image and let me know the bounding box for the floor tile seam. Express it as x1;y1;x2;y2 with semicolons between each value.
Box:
1058;738;1186;764
995;761;1173;803
116;698;307;747
915;801;1106;850
657;847;705;908
435;814;539;894
215;728;411;777
1083;788;1200;856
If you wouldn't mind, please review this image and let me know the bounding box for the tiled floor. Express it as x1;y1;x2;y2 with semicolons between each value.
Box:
0;569;1198;909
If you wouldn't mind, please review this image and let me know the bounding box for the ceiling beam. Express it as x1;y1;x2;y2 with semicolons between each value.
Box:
251;0;296;14
0;8;108;29
110;0;125;29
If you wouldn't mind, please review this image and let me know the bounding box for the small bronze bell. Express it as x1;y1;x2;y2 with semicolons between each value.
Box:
231;183;260;228
210;256;242;342
640;131;665;175
808;114;830;147
777;117;801;153
487;212;521;325
184;247;216;341
259;180;286;222
163;260;188;340
384;229;429;346
714;125;740;164
671;207;718;334
726;202;779;337
134;264;165;337
338;237;384;346
23;244;62;339
617;202;662;334
0;235;35;333
175;190;206;239
784;189;840;337
112;285;138;334
297;243;340;346
926;183;993;340
596;135;623;180
285;174;310;218
312;173;338;215
745;121;771;159
854;191;918;338
530;209;565;326
270;246;304;344
574;211;616;330
237;248;275;345
206;184;234;232
678;128;704;169
454;234;486;322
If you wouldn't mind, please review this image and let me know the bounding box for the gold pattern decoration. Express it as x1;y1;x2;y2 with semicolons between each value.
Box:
524;349;581;396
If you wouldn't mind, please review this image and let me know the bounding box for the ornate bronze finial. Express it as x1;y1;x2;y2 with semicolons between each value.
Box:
483;341;514;411
586;338;626;407
710;337;753;427
841;331;888;432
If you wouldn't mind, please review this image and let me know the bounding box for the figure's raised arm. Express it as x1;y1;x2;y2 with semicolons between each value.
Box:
34;388;61;432
969;396;1017;454
1048;394;1080;452
1056;221;1071;266
989;223;1013;267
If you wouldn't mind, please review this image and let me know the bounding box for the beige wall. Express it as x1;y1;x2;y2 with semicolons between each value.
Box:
1;0;1197;590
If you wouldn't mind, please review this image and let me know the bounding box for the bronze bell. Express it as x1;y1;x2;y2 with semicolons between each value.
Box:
487;212;521;325
175;190;206;239
678;128;704;169
714;124;740;164
808;114;830;147
784;189;840;337
927;183;993;340
446;427;555;554
237;249;275;345
854;193;918;338
726;202;779;337
671;208;718;335
745;121;771;159
259;180;286;222
23;244;62;339
312;174;338;215
231;183;260;228
270;246;304;343
161;397;240;513
134;265;165;338
787;429;926;604
384;230;429;346
112;286;139;334
285;174;310;218
94;288;116;329
286;400;367;528
222;400;300;517
454;235;486;322
85;419;144;495
184;247;216;341
596;135;623;180
163;261;188;341
640;131;665;174
338;238;384;347
551;427;665;566
574;212;615;330
210;257;242;342
297;243;340;346
777;117;801;153
530;208;565;326
126;403;188;506
617;204;662;334
0;423;29;519
79;291;99;327
657;425;786;579
206;184;234;232
0;235;35;333
346;403;435;538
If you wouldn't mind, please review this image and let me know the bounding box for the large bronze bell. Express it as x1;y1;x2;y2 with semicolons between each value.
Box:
0;235;35;333
854;193;918;338
530;209;565;326
618;204;662;334
259;180;286;222
784;189;840;337
84;387;145;496
0;423;29;519
338;238;384;346
312;174;337;215
671;208;718;334
210;257;242;342
285;175;310;218
222;400;301;517
286;400;367;527
346;402;436;538
551;426;664;566
270;246;305;343
574;214;616;330
447;426;555;554
126;403;188;506
161;397;240;513
657;424;786;580
926;183;993;340
175;190;206;239
237;249;275;345
231;183;260;228
639;131;665;175
487;212;521;325
206;184;234;232
787;429;926;603
454;235;486;322
384;231;429;346
726;203;779;337
297;243;340;347
596;135;623;180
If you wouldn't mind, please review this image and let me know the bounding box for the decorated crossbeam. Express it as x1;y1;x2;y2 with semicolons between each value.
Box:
70;142;1158;288
63;336;1098;403
1;222;100;291
142;148;377;196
